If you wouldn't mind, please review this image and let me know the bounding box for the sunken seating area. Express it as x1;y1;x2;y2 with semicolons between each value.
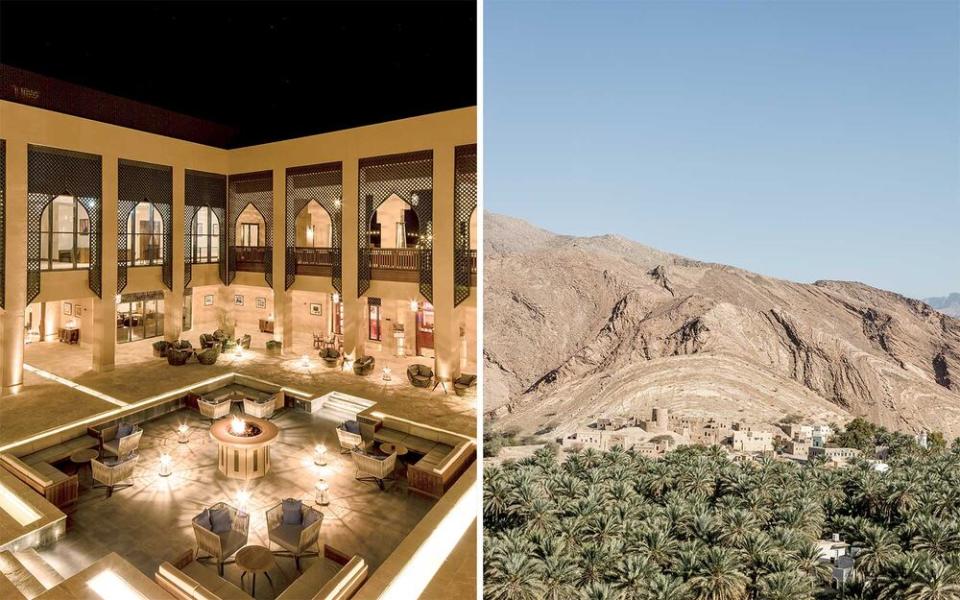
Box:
357;412;476;499
156;547;367;600
0;454;78;510
406;364;433;388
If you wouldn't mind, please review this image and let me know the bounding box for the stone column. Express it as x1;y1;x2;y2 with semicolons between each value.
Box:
92;155;118;372
272;167;287;353
165;165;185;341
1;141;28;393
340;158;365;361
431;144;458;383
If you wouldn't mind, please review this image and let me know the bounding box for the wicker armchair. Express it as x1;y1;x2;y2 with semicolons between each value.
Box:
167;348;192;366
407;364;434;388
352;450;397;490
243;397;275;419
337;421;372;453
103;427;143;459
196;347;219;365
91;455;139;497
199;333;218;349
353;355;375;376
152;340;172;358
266;501;324;571
198;398;230;422
193;502;249;576
172;340;193;350
319;347;339;367
454;374;477;396
238;334;251;349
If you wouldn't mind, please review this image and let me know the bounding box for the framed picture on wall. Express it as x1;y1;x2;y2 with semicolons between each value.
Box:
204;295;214;306
309;303;322;316
235;295;244;306
63;303;72;316
256;297;266;310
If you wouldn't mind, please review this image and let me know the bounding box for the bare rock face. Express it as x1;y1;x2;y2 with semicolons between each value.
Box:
484;212;960;438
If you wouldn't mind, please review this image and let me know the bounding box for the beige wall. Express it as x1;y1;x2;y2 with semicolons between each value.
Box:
295;202;333;247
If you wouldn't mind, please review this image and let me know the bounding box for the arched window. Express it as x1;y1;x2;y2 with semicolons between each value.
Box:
191;207;221;263
236;204;266;247
126;202;163;266
295;200;333;248
40;195;91;270
369;194;419;248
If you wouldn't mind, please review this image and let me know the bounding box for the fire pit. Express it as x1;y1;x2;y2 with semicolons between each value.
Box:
209;416;279;480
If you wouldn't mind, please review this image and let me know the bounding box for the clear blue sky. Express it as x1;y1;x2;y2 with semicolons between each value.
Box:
485;0;959;300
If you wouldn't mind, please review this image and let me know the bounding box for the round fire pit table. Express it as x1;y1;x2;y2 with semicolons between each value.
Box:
236;545;276;595
209;416;279;480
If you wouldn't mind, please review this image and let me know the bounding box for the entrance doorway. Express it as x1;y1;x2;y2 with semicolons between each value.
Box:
117;292;165;343
416;302;434;357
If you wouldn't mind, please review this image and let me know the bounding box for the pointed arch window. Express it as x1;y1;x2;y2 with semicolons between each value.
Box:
39;195;91;270
125;201;164;266
191;207;221;263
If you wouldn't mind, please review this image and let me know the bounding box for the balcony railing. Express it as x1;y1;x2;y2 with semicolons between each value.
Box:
370;248;420;271
295;247;335;266
232;246;269;272
469;249;477;273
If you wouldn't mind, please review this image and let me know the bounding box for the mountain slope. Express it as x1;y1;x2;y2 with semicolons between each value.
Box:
484;212;960;438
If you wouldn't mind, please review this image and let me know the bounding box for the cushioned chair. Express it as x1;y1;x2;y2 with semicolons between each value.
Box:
352;450;397;490
222;338;237;353
266;340;283;356
337;421;372;453
199;333;218;349
243;397;275;419
91;454;139;498
193;502;249;576
198;398;231;422
172;340;193;350
152;340;172;358
319;347;340;367
454;374;477;396
196;347;219;365
103;425;143;459
407;364;434;388
167;348;193;366
239;334;251;349
266;500;324;571
353;355;375;376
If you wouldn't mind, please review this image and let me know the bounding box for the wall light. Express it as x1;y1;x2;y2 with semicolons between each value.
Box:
333;197;342;209
409;300;419;312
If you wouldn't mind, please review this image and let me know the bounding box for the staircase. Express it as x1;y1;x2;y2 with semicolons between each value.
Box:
319;391;376;421
0;549;64;599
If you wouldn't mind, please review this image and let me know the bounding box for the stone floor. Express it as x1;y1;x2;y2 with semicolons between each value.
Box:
40;408;434;600
2;338;476;446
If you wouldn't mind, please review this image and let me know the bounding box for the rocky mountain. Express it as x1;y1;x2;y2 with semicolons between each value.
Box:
484;212;960;439
925;293;960;318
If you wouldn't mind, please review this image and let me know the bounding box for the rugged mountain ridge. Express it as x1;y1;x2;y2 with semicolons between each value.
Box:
484;212;960;438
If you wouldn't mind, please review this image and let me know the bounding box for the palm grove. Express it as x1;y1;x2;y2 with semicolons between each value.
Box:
483;426;960;600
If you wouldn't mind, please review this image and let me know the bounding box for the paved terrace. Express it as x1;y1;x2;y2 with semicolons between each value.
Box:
1;338;476;447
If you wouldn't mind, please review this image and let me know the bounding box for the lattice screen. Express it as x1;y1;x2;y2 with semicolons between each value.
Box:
185;169;227;288
227;171;273;287
26;145;103;304
358;150;433;301
118;159;173;293
454;144;477;307
285;163;342;291
0;140;5;309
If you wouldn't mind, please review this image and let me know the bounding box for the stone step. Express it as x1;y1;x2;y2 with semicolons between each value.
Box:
0;551;46;600
320;392;375;421
12;549;63;590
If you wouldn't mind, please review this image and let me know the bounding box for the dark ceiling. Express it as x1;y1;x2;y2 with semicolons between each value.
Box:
0;1;476;148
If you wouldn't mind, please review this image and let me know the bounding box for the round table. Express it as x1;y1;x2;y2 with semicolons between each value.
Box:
70;448;99;487
236;545;276;595
379;442;408;456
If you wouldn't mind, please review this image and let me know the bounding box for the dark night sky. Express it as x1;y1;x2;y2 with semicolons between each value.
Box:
0;1;476;147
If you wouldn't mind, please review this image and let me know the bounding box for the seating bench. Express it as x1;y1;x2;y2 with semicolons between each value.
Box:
18;436;98;467
362;413;476;499
0;454;78;509
156;546;366;600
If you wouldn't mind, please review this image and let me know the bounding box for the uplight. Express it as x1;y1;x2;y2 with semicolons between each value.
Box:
159;453;173;477
314;444;328;466
87;570;147;600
